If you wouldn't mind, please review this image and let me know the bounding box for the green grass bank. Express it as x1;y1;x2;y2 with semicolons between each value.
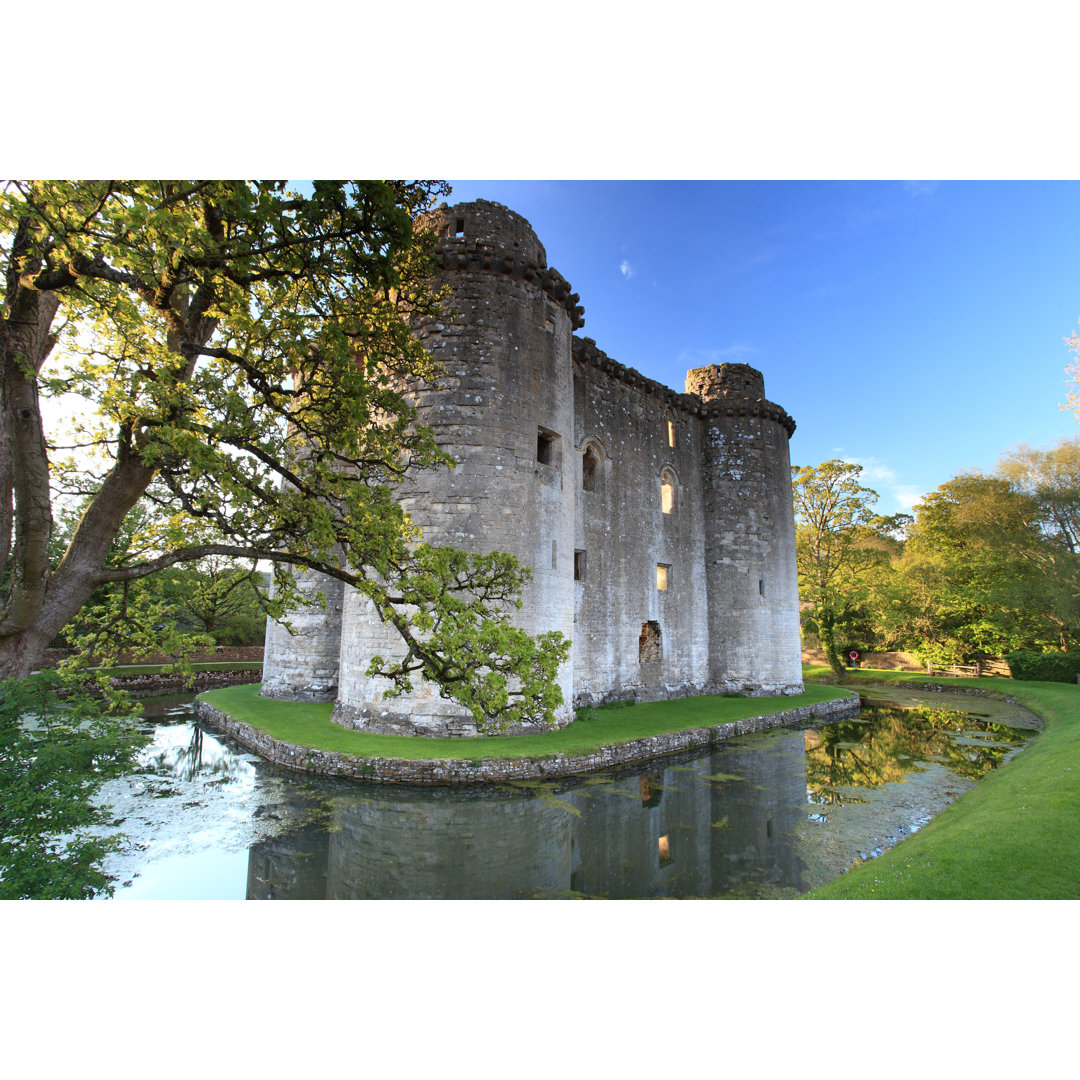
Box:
802;666;1080;900
197;681;850;762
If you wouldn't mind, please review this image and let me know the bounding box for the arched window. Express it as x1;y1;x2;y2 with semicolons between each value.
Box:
664;411;675;448
581;439;605;493
661;469;676;514
582;444;600;492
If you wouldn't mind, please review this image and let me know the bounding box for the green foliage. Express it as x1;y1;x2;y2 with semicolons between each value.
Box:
791;460;898;674
364;544;570;734
157;558;266;645
1004;650;1080;683
883;472;1079;664
0;672;148;899
1;180;571;731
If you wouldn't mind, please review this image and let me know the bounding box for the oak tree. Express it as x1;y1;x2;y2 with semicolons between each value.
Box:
0;181;569;732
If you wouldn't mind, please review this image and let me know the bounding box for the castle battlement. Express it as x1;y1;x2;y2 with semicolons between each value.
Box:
573;337;797;435
263;200;804;736
424;199;585;328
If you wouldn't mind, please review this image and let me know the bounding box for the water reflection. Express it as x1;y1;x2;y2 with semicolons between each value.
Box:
101;698;1035;900
805;705;1029;806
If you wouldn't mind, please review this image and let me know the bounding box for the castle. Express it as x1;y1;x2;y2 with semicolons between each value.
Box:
261;200;804;736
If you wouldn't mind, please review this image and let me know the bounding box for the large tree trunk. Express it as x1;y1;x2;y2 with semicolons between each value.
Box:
0;626;58;679
2;256;154;678
1;269;63;678
2;205;212;680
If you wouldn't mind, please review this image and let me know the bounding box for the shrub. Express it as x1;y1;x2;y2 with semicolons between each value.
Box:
1005;650;1080;684
0;672;148;898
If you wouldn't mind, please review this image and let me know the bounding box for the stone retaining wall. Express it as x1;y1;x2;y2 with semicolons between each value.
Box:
42;645;264;668
119;669;262;697
195;692;860;785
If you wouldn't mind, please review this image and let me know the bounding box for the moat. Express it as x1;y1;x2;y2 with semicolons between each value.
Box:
95;690;1036;900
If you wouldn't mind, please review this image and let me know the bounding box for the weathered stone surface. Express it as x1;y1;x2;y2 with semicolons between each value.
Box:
40;645;264;668
112;669;260;697
262;200;805;736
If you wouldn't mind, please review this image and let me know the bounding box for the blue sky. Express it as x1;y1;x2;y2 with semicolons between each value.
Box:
442;180;1080;516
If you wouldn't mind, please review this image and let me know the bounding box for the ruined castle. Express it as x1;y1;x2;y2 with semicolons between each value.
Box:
262;200;803;736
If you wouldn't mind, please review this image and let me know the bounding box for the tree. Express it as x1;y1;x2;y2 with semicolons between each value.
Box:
1;181;569;732
791;460;897;675
885;473;1071;663
997;438;1080;553
0;671;147;898
996;439;1080;649
158;558;267;644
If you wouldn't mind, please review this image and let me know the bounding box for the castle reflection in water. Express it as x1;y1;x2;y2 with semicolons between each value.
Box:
245;730;811;900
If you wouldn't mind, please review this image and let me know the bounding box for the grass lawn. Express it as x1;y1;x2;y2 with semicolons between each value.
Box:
801;665;1080;899
197;680;852;762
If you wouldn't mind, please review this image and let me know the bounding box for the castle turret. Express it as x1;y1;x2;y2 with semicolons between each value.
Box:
261;572;344;701
332;201;581;735
692;363;803;695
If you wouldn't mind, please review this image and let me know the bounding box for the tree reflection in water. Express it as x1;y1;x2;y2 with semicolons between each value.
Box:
139;720;248;783
804;704;1028;805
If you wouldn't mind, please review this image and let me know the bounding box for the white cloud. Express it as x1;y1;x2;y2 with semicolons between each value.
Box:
890;487;924;514
902;180;940;197
841;455;897;486
619;259;634;278
836;454;926;515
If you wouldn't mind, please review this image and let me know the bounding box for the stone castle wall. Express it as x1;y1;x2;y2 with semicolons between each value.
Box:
571;337;712;704
262;199;804;736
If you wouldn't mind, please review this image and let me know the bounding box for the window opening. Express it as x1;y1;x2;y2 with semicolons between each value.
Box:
582;445;600;492
665;413;675;448
656;564;670;591
535;427;561;466
661;471;675;514
551;539;558;570
640;774;663;808
454;218;465;236
574;550;587;581
639;621;662;663
537;429;555;465
658;835;673;866
759;578;765;597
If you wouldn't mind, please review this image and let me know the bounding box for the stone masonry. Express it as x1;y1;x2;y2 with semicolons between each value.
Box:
261;201;804;736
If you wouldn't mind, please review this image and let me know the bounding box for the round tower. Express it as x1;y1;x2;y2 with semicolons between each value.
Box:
261;571;344;702
691;363;803;695
333;201;584;735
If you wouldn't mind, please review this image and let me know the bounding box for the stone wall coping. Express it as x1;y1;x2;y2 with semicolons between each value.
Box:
195;692;860;786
